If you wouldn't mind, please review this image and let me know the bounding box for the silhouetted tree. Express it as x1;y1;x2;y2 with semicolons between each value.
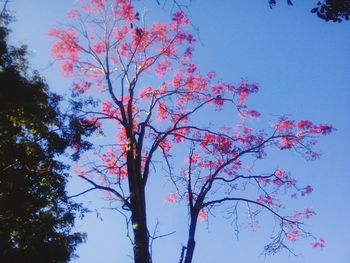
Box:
0;6;87;263
270;0;350;22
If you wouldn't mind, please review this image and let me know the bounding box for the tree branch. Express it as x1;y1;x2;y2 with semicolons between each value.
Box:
79;175;131;209
203;197;297;224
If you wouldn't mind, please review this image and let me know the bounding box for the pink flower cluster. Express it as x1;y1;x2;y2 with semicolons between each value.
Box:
311;238;325;249
165;192;177;203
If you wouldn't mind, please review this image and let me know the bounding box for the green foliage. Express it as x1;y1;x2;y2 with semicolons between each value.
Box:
0;11;86;263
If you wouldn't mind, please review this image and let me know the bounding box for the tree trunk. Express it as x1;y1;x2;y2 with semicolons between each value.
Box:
131;194;150;263
183;215;198;263
127;149;150;263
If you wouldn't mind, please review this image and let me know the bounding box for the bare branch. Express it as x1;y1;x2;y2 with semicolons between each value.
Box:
79;175;131;209
203;197;297;225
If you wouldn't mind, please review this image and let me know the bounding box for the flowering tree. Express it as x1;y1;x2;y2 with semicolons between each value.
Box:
49;1;332;262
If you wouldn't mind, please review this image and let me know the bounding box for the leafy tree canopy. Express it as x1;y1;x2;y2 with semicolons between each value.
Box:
0;7;87;263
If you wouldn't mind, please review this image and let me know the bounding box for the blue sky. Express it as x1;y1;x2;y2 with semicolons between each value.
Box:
9;0;350;262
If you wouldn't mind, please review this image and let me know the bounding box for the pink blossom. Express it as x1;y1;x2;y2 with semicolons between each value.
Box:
66;9;79;19
48;28;81;75
247;110;261;118
71;144;80;154
113;25;129;41
165;193;177;203
151;23;167;41
216;135;232;153
311;238;325;248
92;41;106;54
236;81;259;105
258;177;269;187
198;209;208;222
187;64;197;74
159;84;167;95
212;84;224;95
72;164;86;177
213;95;224;107
115;0;135;22
305;208;315;220
285;230;299;242
291;211;303;221
117;42;132;57
101;101;118;118
155;60;172;78
60;62;75;77
276;119;294;132
200;132;216;148
139;86;153;100
157;102;169;121
186;34;195;44
90;0;106;12
279;136;296;149
206;71;216;80
172;128;189;143
297;120;313;129
313;124;333;135
172;11;189;26
191;153;201;163
275;169;285;179
182;47;193;62
159;139;172;155
257;195;273;206
301;185;313;196
172;72;183;89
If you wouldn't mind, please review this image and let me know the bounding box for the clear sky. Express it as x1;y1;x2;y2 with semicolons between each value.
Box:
8;0;350;262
